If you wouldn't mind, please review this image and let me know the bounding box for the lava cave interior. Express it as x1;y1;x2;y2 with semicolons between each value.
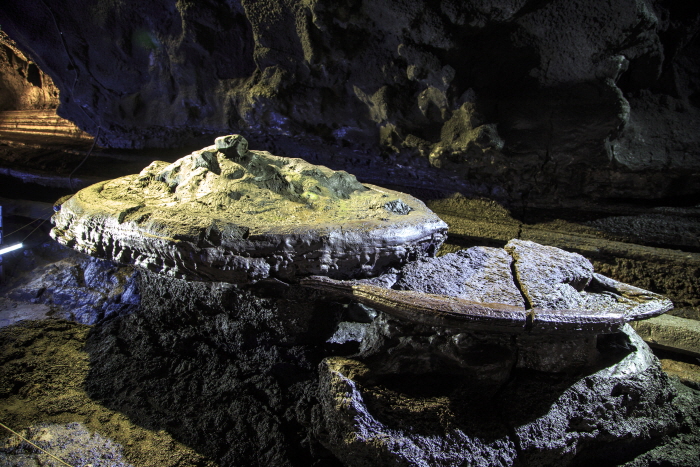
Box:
0;1;700;466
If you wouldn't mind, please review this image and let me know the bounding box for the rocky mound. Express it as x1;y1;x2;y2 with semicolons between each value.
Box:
317;325;700;467
50;135;447;283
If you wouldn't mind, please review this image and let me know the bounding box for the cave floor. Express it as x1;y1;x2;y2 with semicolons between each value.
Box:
0;320;217;467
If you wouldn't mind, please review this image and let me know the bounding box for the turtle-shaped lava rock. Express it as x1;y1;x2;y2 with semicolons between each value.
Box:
50;135;448;283
49;134;671;336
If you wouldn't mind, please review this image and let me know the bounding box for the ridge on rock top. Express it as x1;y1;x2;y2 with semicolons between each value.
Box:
50;135;448;283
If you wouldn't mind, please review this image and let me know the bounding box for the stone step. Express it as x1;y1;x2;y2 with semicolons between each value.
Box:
632;315;700;357
0;110;92;141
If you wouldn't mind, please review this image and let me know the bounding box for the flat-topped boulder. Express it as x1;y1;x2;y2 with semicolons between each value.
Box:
50;135;448;283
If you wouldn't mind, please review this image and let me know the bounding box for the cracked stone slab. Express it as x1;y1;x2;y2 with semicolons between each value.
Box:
505;238;594;310
394;246;525;308
303;240;672;335
302;275;529;333
50;135;448;283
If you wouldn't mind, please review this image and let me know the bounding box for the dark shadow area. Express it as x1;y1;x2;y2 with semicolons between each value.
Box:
653;347;700;367
361;372;513;442
351;333;636;442
0;175;71;203
440;233;509;250
0;216;54;260
82;272;344;467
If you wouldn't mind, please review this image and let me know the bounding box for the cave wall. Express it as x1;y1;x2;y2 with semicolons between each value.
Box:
0;0;698;205
0;31;59;111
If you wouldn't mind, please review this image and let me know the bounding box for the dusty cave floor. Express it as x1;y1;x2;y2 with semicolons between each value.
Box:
0;320;217;467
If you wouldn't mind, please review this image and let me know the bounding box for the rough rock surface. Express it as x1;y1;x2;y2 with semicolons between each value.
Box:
1;250;698;466
0;422;132;467
317;326;700;467
394;246;525;308
354;312;521;377
82;271;343;466
50;135;447;283
1;0;699;205
0;241;139;326
505;238;595;310
304;241;673;335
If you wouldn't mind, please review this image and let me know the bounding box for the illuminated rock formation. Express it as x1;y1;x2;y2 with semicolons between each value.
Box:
316;328;687;467
50;135;448;283
303;240;672;336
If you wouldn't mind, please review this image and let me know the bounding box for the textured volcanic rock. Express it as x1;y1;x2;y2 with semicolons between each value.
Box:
73;265;695;466
0;241;694;466
316;326;699;467
1;0;698;204
82;271;344;466
505;238;595;310
3;254;139;325
50;135;447;283
303;241;673;335
0;241;139;326
394;246;525;308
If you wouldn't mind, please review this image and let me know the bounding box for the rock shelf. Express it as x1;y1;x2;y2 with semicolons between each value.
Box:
303;239;673;335
50;135;448;283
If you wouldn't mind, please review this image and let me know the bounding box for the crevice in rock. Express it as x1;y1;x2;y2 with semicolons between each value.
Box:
508;249;531;311
524;309;535;333
505;422;524;461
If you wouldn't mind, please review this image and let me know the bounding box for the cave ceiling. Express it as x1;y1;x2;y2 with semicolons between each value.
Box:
0;0;699;206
